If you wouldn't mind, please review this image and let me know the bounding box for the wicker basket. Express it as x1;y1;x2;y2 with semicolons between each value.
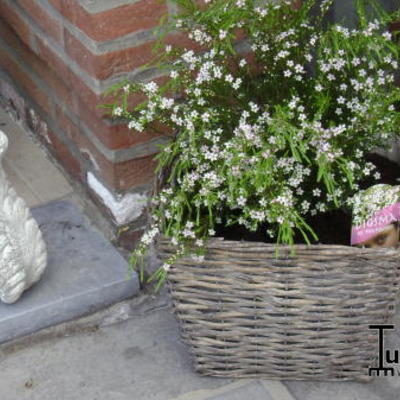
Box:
157;237;400;382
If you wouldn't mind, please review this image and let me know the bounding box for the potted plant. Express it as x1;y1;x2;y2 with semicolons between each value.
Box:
108;0;400;381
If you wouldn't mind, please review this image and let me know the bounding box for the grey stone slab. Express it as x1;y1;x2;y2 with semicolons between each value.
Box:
209;382;273;400
0;200;139;343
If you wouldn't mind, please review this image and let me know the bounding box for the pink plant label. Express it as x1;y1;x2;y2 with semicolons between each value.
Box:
351;202;400;245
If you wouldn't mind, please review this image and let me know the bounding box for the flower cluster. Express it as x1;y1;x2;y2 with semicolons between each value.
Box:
109;0;400;287
349;184;400;227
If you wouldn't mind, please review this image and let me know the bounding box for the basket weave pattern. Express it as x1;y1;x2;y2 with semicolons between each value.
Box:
158;238;400;381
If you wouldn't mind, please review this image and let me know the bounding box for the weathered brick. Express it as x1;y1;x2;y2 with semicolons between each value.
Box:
77;96;164;150
0;14;25;54
36;36;71;82
0;2;31;47
114;154;157;190
53;103;158;190
35;37;106;115
0;47;53;117
3;20;166;153
45;127;83;181
61;113;158;191
37;30;173;118
64;29;157;80
54;103;108;173
16;0;63;44
0;79;27;123
0;19;75;112
48;0;167;42
54;103;79;142
117;228;145;251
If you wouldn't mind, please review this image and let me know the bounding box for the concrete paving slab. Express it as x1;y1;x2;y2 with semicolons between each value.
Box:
0;200;139;343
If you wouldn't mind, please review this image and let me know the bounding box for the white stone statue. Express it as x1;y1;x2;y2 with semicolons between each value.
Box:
0;130;47;303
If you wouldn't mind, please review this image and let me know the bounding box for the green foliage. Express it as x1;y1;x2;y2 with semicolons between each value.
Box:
106;0;400;289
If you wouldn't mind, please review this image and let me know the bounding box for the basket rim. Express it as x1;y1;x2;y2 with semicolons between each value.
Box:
157;235;400;258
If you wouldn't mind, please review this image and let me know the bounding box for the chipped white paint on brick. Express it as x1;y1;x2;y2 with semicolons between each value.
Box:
87;172;147;225
0;131;47;303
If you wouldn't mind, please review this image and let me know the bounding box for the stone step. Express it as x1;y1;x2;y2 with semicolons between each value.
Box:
0;200;139;343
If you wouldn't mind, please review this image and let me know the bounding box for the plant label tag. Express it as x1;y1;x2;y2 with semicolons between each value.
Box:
351;200;400;248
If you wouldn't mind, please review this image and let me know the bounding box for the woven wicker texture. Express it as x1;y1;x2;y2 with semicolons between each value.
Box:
157;237;400;381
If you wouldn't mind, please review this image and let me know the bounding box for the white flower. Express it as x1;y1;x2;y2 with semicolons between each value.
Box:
201;112;210;122
276;50;289;59
313;189;321;197
232;78;242;89
162;263;171;272
208;229;215;236
237;196;247;206
284;70;292;77
294;64;305;74
113;107;123;116
358;69;367;77
128;120;144;132
219;30;227;40
213;67;223;79
298;113;306;121
144;81;158;93
160;98;174;109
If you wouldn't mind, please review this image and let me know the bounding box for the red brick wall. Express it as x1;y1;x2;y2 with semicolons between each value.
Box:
0;0;172;239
